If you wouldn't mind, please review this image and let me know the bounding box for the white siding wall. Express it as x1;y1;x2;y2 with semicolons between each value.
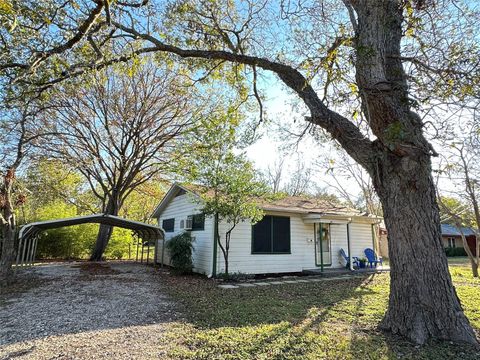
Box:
216;217;375;274
156;193;213;275
216;211;316;274
349;222;375;260
329;224;349;268
155;189;376;275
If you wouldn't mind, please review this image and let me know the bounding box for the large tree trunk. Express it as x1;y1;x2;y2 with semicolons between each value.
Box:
0;217;17;284
0;169;18;284
373;152;477;344
347;0;478;345
90;196;120;261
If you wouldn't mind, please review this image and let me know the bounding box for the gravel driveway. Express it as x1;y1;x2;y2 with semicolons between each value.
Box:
0;262;180;359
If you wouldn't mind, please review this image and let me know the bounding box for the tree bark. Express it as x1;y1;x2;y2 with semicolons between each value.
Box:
0;169;18;284
90;196;120;261
346;1;478;345
224;231;231;276
223;250;229;276
471;260;479;278
372;152;477;345
216;233;228;276
0;216;17;284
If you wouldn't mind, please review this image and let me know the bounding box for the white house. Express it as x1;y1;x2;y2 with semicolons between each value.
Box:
151;183;381;277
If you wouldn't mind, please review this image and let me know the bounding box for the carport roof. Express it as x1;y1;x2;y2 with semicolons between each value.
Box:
19;214;164;242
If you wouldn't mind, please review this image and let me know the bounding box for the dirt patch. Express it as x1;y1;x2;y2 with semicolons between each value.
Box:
0;262;180;359
72;262;121;276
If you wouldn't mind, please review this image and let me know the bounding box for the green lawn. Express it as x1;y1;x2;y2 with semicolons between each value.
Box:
157;261;480;360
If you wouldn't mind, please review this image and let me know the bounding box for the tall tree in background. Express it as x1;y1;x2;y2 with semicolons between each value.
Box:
284;158;313;196
183;113;268;276
1;0;479;346
19;160;98;260
320;149;382;216
0;100;46;282
264;159;284;194
263;155;313;196
437;126;480;277
42;63;195;260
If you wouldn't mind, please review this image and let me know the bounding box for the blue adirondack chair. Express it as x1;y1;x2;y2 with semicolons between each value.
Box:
340;248;360;269
364;248;383;268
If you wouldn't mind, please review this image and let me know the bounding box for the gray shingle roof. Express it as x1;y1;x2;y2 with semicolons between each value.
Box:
441;223;476;236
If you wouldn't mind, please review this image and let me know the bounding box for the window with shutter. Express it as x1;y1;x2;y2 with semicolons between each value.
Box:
252;215;291;254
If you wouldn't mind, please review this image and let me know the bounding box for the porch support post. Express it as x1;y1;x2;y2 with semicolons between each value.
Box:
371;224;379;254
319;223;324;272
347;222;354;271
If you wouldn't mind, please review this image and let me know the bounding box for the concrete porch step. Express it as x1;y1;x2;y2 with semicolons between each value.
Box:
303;266;390;277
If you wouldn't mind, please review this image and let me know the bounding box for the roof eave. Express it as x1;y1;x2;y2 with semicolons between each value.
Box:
150;182;201;218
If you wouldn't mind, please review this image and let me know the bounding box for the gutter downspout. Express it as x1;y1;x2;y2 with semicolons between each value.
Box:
158;219;165;268
212;212;218;278
347;219;354;271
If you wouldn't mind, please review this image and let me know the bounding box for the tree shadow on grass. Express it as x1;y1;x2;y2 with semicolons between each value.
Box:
162;273;480;359
163;272;376;328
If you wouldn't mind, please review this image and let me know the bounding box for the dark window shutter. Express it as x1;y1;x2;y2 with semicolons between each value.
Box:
252;216;272;253
162;218;175;232
191;214;205;230
272;216;290;253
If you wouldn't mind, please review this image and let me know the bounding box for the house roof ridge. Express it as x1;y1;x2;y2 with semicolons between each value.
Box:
152;183;374;219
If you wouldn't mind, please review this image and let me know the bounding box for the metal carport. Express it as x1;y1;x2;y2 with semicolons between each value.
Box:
16;214;165;267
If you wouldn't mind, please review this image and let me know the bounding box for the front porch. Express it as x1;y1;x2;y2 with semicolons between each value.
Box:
302;214;382;271
303;265;390;277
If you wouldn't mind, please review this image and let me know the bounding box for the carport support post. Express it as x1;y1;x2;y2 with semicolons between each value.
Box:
22;236;31;267
147;242;150;264
32;236;38;265
28;237;34;266
136;235;140;262
15;235;24;267
30;237;36;265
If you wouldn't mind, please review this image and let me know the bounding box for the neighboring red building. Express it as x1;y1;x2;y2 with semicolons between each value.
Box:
441;224;478;256
378;224;478;258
